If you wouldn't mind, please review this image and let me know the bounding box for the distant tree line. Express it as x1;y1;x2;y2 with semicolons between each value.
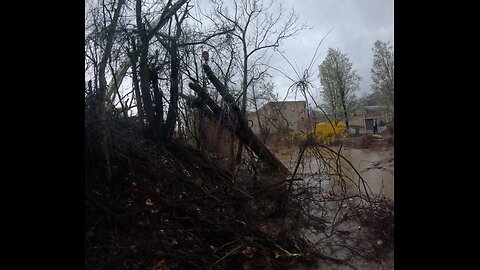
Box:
317;40;394;130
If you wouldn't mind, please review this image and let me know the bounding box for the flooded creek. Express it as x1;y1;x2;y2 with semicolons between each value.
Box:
273;145;394;269
338;147;393;201
275;146;394;201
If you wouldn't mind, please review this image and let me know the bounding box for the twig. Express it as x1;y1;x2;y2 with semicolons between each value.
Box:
208;244;244;270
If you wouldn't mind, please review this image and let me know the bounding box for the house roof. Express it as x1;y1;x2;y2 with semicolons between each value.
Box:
267;100;306;104
257;100;306;111
365;105;385;109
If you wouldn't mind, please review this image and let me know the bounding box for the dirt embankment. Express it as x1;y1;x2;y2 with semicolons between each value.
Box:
343;133;394;151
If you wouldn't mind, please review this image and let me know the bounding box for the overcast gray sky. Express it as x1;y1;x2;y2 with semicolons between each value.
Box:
269;0;394;102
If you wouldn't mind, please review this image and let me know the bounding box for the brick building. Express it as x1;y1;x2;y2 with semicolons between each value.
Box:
247;101;308;136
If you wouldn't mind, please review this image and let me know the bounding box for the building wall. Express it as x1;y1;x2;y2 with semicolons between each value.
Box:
248;101;307;135
348;106;389;135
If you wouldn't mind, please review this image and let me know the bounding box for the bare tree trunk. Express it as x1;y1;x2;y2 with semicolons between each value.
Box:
251;84;268;143
150;66;164;136
108;59;129;119
338;76;349;131
344;110;349;131
164;44;179;142
163;6;188;143
106;58;131;99
236;40;249;162
136;0;155;128
230;129;235;173
340;94;349;131
96;0;125;181
128;39;144;125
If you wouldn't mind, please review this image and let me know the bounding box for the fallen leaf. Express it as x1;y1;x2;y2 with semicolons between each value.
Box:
145;198;153;206
170;238;178;245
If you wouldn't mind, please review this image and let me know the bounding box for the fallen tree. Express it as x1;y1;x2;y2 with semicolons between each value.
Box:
187;63;289;175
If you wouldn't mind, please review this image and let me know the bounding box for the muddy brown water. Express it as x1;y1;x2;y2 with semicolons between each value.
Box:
275;146;394;201
273;146;394;270
338;147;394;201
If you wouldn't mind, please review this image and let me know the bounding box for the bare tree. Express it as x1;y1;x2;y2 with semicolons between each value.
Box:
94;0;126;181
154;2;236;142
207;0;305;161
135;0;156;129
104;0;189;103
161;6;189;141
126;38;145;124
